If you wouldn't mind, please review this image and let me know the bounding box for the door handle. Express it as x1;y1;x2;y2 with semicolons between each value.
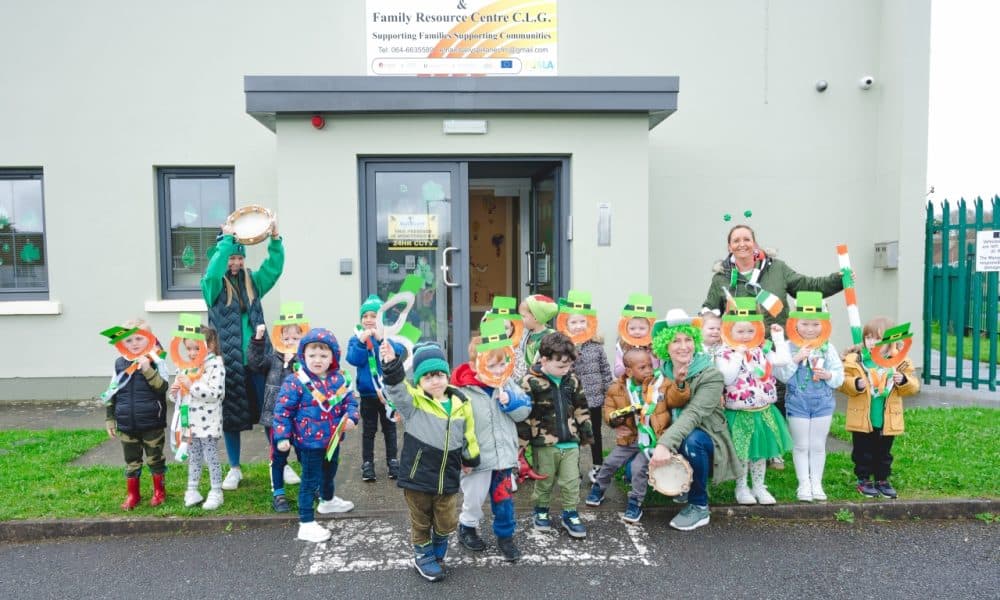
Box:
441;246;459;287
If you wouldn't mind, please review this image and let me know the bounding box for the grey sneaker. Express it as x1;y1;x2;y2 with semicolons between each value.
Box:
669;504;710;531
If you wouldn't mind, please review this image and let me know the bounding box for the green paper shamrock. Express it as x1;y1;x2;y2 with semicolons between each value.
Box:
182;244;196;268
0;214;9;229
20;241;40;264
388;260;400;272
723;213;732;222
744;210;753;218
421;180;445;203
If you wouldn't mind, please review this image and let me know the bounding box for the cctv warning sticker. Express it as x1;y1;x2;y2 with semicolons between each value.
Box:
976;230;1000;272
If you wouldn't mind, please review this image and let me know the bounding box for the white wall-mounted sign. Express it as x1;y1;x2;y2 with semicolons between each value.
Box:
366;0;558;76
976;230;1000;272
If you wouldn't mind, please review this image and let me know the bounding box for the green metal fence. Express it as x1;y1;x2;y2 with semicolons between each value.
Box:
923;196;1000;390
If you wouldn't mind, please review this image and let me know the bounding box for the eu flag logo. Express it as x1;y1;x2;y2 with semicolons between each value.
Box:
500;60;513;68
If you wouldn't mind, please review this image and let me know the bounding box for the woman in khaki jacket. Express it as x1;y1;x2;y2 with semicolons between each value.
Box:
839;317;919;499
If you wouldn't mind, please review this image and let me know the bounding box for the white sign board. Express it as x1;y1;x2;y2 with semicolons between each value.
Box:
366;0;558;76
976;230;1000;272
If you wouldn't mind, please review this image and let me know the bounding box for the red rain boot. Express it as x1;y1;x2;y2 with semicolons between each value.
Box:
150;473;167;507
121;477;141;511
517;447;548;483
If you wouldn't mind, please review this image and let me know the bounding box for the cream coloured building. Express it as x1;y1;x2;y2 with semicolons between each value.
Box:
0;0;930;399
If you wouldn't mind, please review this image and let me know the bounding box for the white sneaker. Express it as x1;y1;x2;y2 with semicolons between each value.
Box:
297;521;332;543
317;496;355;514
283;464;301;485
221;468;242;491
588;465;600;484
811;481;827;502
184;490;204;507
203;489;224;510
796;484;813;502
752;485;777;505
735;484;757;505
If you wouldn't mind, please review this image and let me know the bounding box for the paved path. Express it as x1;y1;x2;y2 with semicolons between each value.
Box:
1;516;996;599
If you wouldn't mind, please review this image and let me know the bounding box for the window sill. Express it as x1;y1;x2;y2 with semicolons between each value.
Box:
144;299;208;313
0;300;62;315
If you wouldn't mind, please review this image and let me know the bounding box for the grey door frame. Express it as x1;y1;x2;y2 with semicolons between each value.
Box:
359;157;570;365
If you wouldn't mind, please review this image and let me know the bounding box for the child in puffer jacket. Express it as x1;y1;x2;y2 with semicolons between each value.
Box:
273;328;359;543
380;341;480;583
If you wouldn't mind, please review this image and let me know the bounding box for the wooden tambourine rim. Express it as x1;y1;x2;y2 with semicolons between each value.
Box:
226;205;274;245
649;454;693;496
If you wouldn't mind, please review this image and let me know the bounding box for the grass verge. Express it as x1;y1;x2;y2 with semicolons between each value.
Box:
632;407;1000;506
930;321;1000;365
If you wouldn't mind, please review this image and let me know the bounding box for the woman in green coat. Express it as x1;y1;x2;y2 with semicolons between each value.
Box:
648;309;740;532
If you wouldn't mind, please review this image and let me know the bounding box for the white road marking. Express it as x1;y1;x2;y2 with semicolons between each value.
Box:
295;512;658;575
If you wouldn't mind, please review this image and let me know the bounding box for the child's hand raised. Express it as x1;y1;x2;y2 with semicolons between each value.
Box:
812;367;831;381
497;389;509;405
343;419;357;432
893;371;905;384
105;421;117;439
255;324;266;340
614;425;631;439
276;440;291;452
357;328;371;342
793;348;810;363
770;324;784;336
136;356;151;372
379;339;396;362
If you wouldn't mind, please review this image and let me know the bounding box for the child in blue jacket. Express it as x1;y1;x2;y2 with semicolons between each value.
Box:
346;294;407;482
273;328;359;543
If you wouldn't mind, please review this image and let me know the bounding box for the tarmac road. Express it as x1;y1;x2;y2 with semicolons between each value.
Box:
1;514;996;600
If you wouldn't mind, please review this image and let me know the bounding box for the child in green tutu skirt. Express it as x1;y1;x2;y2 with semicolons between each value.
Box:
714;296;793;505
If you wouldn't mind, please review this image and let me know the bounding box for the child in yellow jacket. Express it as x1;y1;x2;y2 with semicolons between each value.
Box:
839;317;919;499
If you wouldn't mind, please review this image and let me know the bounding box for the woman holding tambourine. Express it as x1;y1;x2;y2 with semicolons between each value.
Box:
201;207;284;491
647;309;741;532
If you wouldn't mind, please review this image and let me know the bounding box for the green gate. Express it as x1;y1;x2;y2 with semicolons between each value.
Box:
923;196;1000;390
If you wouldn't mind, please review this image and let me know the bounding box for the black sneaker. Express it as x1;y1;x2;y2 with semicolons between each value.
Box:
875;480;898;499
272;494;290;513
856;478;879;498
362;462;377;482
457;524;486;551
387;459;400;480
497;536;522;562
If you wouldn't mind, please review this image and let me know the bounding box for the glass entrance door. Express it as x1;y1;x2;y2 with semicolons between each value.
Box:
362;162;469;363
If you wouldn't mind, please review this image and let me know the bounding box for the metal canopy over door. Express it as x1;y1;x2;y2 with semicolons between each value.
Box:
361;162;469;364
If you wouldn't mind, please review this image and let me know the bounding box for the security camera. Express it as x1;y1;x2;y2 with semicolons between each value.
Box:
859;75;874;90
815;80;828;92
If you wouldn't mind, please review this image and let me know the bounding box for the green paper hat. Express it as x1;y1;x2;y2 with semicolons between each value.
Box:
621;293;656;319
874;322;913;346
359;294;383;318
651;308;700;339
477;319;513;352
723;297;763;322
174;313;206;341
788;291;829;320
100;326;139;345
558;290;596;316
484;296;521;321
276;302;309;327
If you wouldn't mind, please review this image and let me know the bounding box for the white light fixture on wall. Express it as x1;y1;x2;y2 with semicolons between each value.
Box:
443;119;488;134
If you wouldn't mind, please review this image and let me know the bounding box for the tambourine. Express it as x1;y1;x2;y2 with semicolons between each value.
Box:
226;205;274;245
648;453;693;497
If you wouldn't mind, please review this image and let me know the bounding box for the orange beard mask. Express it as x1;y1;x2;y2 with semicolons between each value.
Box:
116;330;158;362
169;338;208;392
556;313;599;345
720;321;765;351
618;317;655;347
785;319;832;350
869;338;913;369
475;347;517;388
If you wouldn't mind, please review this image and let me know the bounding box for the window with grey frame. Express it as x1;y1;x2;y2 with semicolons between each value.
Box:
0;169;48;299
157;168;234;299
